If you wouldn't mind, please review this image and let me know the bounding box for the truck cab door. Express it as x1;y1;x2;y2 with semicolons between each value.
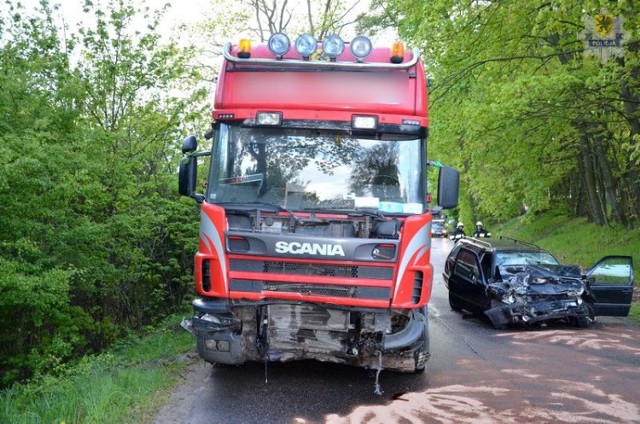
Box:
586;256;634;316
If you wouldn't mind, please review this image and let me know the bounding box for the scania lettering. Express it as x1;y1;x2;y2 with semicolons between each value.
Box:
275;241;346;256
178;33;459;373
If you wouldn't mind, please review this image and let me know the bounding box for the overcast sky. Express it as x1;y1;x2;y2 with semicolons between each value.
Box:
11;0;391;43
10;0;212;37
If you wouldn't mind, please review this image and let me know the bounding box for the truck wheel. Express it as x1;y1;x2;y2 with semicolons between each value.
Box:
449;292;462;312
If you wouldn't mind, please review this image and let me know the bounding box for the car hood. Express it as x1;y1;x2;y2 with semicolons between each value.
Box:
490;265;585;296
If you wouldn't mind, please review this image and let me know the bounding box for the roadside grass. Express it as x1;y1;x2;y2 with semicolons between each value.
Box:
629;303;640;324
494;213;640;325
0;313;195;424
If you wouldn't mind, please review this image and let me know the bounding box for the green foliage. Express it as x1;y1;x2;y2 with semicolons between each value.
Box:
0;259;87;385
0;0;204;387
629;303;640;325
494;213;640;284
368;0;640;226
0;314;194;424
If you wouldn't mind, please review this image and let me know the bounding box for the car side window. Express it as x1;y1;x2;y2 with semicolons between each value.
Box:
453;249;481;283
445;244;463;274
589;257;633;286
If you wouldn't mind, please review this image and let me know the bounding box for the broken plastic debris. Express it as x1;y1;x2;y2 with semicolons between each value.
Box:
180;317;194;334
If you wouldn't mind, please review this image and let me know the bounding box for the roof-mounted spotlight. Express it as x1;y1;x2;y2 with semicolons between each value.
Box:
295;34;317;60
268;32;290;59
350;36;372;62
323;35;344;61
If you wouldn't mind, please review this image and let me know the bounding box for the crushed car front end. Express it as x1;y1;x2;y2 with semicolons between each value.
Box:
485;265;596;328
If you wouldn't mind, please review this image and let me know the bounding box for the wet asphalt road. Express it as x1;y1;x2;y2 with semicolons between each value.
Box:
153;238;640;424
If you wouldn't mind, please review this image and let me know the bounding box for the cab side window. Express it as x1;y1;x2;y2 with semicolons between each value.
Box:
453;249;481;283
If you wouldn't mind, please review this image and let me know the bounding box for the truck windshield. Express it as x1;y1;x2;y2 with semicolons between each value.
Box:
206;124;425;214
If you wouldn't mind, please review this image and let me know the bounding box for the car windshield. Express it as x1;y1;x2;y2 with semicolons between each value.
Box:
496;250;559;267
432;221;445;230
206;124;425;213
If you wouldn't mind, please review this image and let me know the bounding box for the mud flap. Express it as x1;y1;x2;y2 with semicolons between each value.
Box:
382;310;430;373
382;310;427;351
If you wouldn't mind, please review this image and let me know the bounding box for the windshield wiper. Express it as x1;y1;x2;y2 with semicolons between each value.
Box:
302;207;386;220
216;201;302;225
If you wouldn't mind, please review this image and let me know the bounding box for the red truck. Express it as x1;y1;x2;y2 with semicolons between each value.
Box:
179;33;459;373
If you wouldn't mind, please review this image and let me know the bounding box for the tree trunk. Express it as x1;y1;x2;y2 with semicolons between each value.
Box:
579;137;605;224
592;133;623;224
624;166;640;224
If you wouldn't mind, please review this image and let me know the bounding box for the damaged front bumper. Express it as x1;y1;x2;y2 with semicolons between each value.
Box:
484;298;592;328
186;298;429;373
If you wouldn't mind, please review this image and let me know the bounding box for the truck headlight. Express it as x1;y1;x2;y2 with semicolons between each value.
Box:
257;111;282;125
352;115;377;130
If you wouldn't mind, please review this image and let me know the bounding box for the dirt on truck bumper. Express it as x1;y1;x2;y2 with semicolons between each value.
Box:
188;298;430;373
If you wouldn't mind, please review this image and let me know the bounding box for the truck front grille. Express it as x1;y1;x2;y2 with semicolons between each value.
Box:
229;259;393;279
230;279;390;300
228;258;393;301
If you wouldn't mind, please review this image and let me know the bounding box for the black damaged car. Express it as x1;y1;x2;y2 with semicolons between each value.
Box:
443;237;635;329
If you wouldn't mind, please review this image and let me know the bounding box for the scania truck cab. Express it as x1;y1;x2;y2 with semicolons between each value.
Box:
179;33;459;373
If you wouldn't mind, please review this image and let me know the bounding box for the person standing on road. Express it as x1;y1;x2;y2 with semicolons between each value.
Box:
450;222;466;240
473;221;490;238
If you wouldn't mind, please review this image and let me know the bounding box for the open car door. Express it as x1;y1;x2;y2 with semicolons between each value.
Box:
586;256;634;316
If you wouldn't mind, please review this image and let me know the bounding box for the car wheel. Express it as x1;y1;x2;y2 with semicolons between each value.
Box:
575;304;595;328
448;292;462;312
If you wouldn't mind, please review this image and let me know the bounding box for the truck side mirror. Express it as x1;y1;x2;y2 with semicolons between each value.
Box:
179;135;205;203
178;154;197;198
182;135;197;153
437;166;459;209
